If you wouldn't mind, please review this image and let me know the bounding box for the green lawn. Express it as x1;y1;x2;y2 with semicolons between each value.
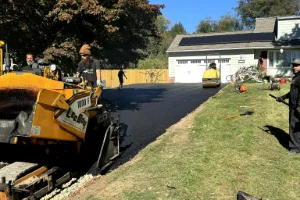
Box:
79;83;300;200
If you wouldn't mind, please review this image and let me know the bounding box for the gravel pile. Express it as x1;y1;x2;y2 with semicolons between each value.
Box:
41;174;101;200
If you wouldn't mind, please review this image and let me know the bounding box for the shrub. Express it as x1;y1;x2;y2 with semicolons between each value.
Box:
137;55;168;69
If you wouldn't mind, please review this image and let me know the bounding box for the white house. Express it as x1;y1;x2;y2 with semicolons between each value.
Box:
167;16;300;83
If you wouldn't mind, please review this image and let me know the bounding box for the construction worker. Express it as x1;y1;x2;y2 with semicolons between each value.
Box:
25;53;38;68
208;62;217;70
77;44;103;88
257;55;264;71
118;67;127;90
276;58;300;154
206;60;216;70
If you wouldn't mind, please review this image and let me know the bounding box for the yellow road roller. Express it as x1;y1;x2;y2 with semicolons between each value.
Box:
202;62;221;88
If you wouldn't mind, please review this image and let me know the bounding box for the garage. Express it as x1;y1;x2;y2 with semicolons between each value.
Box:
175;60;206;83
175;59;231;83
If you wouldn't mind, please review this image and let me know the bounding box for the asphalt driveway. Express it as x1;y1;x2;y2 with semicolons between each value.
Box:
101;83;224;171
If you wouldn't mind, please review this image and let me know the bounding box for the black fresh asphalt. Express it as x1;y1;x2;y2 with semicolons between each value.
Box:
101;83;224;171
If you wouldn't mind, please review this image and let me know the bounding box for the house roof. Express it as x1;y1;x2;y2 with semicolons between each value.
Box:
167;32;275;52
253;17;276;33
167;17;277;53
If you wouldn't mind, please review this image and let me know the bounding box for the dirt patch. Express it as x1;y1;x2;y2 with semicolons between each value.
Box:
72;178;135;200
168;106;203;143
71;155;143;200
118;153;143;168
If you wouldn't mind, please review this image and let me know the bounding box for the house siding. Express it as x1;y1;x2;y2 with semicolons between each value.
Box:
168;57;176;82
277;19;300;40
168;49;255;81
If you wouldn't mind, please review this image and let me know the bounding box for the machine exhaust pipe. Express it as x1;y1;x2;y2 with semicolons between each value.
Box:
4;43;10;73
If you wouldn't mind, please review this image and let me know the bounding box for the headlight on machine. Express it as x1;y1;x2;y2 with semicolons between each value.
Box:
50;64;57;71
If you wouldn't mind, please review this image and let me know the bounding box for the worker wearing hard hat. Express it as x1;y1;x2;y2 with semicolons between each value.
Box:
76;44;103;88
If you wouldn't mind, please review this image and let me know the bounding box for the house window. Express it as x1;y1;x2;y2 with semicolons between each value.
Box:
191;60;201;64
177;60;188;64
269;52;274;67
268;50;300;67
292;51;300;60
221;59;230;63
275;51;291;67
205;60;216;63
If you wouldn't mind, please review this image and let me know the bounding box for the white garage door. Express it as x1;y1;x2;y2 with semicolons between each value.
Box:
175;59;231;83
175;60;206;83
220;59;231;83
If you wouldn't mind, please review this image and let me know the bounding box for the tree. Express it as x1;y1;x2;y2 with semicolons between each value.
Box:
137;19;186;69
195;17;215;33
155;15;170;34
235;0;300;29
169;22;187;37
144;15;170;57
161;22;186;55
0;0;164;71
195;15;242;33
144;20;186;58
215;14;242;32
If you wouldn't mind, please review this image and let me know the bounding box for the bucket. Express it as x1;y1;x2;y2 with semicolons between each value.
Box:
280;77;286;84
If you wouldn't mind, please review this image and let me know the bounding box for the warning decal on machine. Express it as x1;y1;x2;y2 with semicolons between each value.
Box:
31;126;41;136
56;96;91;132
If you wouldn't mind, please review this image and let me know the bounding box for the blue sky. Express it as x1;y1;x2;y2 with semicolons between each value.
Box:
149;0;239;33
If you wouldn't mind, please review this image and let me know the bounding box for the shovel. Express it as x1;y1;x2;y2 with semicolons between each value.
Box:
269;94;289;106
224;111;254;120
240;105;256;108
